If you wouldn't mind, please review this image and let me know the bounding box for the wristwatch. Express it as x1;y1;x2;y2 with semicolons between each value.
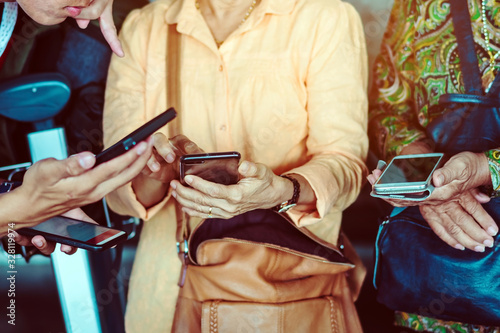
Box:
0;181;21;194
273;175;300;213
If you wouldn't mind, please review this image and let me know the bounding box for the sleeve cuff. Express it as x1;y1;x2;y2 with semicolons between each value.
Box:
106;182;171;221
485;149;500;198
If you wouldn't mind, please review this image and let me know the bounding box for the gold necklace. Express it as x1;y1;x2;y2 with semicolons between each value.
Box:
195;0;257;47
481;0;500;91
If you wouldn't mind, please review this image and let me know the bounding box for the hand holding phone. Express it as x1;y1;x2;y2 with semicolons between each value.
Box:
95;107;177;166
179;152;241;186
371;153;444;201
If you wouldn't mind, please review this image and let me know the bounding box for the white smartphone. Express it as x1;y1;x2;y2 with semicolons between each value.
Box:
371;153;444;200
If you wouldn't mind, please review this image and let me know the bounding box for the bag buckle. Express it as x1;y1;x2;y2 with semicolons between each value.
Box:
176;240;189;287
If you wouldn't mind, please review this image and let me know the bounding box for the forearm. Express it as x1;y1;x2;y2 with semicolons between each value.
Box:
132;174;170;208
0;190;38;237
399;140;433;155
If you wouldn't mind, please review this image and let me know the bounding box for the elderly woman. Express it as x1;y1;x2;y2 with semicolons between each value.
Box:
103;0;369;331
368;0;500;331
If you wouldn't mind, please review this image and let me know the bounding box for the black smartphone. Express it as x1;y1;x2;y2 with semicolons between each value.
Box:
95;107;177;166
179;152;241;186
17;216;127;252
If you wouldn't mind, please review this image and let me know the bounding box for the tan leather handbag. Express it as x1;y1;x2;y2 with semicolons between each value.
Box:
171;210;364;333
166;25;365;333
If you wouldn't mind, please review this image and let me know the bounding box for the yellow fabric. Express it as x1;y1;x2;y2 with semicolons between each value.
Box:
103;0;368;331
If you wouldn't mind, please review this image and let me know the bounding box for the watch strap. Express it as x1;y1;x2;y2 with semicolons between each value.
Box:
273;175;300;213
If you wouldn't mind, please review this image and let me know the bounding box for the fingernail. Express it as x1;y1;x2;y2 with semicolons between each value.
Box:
79;154;94;169
185;175;193;184
33;239;43;247
454;244;465;251
240;161;249;172
171;191;177;198
484;239;494;248
170;182;177;190
151;162;160;172
474;245;485;252
435;174;444;187
487;227;498;236
166;153;175;163
477;192;490;200
185;143;196;151
136;142;147;155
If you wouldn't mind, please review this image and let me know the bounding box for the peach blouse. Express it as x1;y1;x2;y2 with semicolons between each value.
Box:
103;0;368;331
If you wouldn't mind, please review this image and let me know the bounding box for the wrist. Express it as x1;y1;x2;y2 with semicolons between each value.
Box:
272;175;300;213
0;187;34;227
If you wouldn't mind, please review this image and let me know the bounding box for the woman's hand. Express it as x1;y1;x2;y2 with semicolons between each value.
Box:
75;0;124;57
132;134;204;208
423;151;497;252
1;139;152;231
431;151;491;202
169;160;293;219
368;149;498;252
420;191;496;252
12;208;96;256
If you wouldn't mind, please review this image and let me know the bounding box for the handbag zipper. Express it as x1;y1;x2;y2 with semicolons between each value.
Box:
191;238;354;268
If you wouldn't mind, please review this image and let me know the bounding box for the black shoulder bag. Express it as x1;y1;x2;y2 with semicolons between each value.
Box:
426;0;500;154
373;0;500;326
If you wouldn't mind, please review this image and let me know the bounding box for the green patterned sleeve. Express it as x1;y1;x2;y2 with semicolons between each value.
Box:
368;0;426;160
485;149;500;198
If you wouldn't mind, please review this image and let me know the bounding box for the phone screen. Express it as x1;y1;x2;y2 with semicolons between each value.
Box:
180;152;241;185
378;155;442;185
28;216;125;246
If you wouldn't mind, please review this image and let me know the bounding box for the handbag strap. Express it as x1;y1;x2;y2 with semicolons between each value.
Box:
450;0;483;95
486;71;500;96
166;24;191;280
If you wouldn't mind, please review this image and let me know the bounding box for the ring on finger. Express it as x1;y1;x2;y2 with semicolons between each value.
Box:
207;207;213;218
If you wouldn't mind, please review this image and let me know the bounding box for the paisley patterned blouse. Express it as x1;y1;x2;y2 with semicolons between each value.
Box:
369;0;500;331
369;0;500;156
369;0;500;196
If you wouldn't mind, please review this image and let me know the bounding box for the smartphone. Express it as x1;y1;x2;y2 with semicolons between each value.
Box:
179;152;241;186
371;153;444;200
17;216;127;252
95;107;177;166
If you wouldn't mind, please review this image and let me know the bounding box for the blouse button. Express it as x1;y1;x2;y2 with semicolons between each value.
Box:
220;125;226;131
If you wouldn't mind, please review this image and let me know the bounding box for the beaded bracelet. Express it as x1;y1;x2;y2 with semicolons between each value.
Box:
485;149;500;198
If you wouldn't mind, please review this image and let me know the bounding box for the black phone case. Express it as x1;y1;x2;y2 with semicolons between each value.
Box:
17;220;127;252
179;152;241;186
95;107;177;166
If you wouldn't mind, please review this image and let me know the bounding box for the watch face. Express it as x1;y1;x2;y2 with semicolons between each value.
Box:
0;181;21;193
0;182;14;193
278;203;297;213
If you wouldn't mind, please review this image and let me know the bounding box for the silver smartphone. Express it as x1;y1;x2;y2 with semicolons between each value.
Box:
371;153;444;200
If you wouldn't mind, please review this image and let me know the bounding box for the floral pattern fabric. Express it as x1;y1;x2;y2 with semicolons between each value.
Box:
395;311;500;333
370;0;500;330
369;0;500;159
